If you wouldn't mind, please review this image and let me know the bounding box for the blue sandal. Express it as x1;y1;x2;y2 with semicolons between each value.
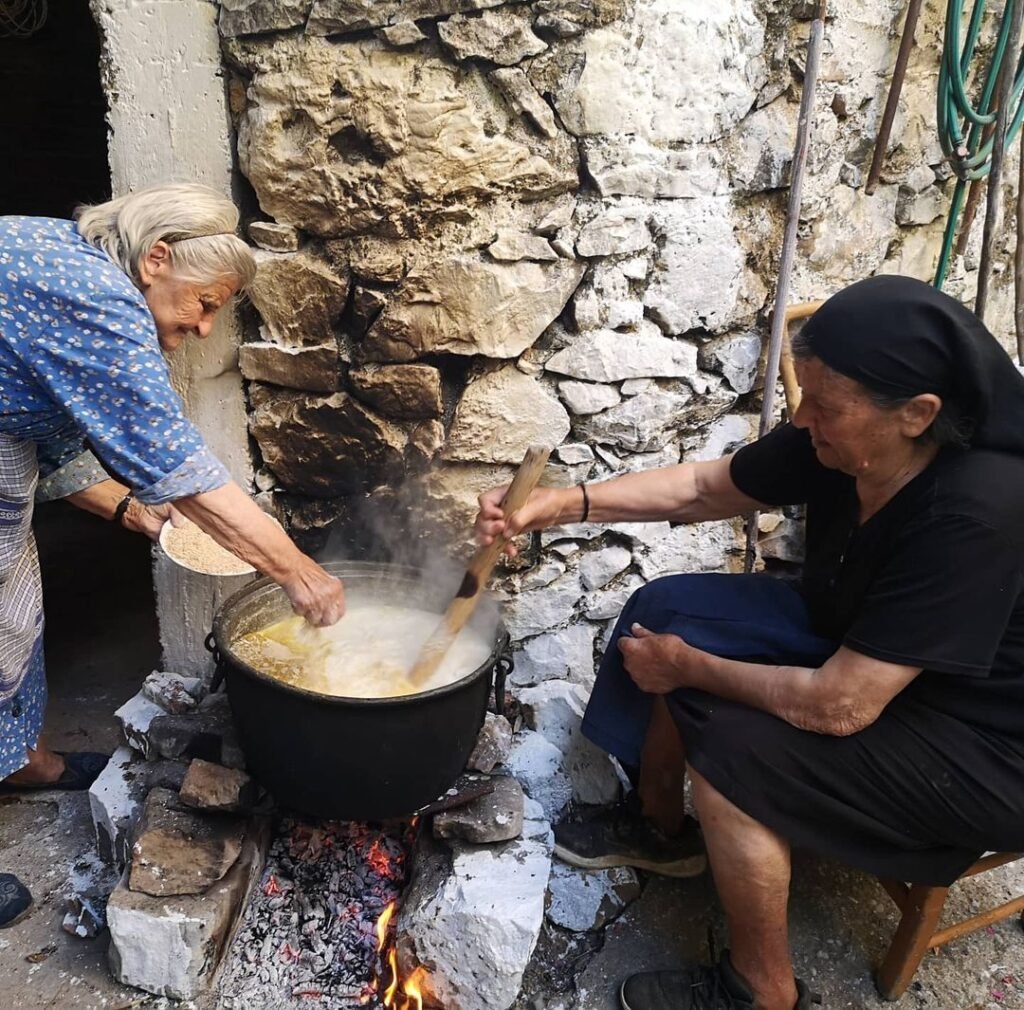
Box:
0;874;33;928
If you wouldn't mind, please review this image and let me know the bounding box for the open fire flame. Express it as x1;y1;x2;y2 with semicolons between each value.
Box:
370;901;428;1010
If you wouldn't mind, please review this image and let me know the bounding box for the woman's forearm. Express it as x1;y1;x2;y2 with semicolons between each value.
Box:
64;478;129;520
673;646;915;737
173;482;310;583
552;458;746;526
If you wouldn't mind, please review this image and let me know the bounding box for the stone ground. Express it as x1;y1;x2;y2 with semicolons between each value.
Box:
2;505;1022;1010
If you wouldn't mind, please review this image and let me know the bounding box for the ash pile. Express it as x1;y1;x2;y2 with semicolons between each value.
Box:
217;820;410;1009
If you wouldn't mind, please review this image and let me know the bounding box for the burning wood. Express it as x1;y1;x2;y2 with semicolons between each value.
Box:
217;818;414;1008
373;900;428;1010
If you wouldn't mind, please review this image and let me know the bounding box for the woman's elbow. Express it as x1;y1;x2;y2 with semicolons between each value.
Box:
794;695;882;736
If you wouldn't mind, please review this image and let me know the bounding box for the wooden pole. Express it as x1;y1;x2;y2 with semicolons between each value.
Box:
866;0;924;195
976;0;1024;322
407;446;551;687
745;1;826;573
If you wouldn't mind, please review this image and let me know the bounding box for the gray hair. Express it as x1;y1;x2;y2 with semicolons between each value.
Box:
75;183;257;291
789;326;972;449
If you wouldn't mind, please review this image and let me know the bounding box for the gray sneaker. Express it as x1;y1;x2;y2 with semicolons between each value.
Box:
553;806;707;878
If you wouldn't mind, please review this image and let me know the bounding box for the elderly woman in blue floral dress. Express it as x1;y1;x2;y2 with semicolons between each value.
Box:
0;183;345;926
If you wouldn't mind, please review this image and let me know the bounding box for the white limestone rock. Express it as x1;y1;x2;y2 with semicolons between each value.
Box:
519;558;567;592
107;829;265;1000
365;257;586;361
439;9;547;65
546;864;641;932
725;97;797;192
698;332;762;395
443;366;571;464
396;811;552;1010
488;229;559;262
489;67;560;139
89;746;147;871
796;185;899;289
546;323;698;383
579;545;632;591
574;384;693;452
619;378;654;397
553;1;765;143
582;136;726;199
683;413;755;461
511;623;598;687
896;185;946;227
645;199;758;336
558;380;622;416
576;209;650;258
501;572;582;641
141;671;203;715
582;573;645;620
556;443;595;465
505;729;574;821
516;680;620;807
115;692;165;758
634;522;738;579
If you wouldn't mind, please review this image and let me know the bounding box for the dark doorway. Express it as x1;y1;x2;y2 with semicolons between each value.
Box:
1;1;159;754
0;0;111;217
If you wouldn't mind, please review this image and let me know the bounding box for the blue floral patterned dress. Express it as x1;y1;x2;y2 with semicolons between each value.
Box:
0;216;230;777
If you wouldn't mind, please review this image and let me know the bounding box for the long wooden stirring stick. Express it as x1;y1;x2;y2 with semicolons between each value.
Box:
407;445;551;688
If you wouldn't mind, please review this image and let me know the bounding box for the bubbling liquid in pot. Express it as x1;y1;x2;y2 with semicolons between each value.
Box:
231;604;494;699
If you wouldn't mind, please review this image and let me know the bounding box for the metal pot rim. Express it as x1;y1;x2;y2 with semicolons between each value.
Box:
211;560;508;707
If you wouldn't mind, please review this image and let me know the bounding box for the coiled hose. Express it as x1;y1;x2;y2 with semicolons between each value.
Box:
935;0;1024;287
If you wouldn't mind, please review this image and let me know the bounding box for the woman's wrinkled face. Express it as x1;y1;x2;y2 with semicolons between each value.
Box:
137;242;238;352
791;356;910;477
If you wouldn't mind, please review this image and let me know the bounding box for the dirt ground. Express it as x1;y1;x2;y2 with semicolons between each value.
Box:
2;504;1021;1010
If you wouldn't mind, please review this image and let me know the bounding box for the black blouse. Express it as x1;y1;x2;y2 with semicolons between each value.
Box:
731;424;1024;738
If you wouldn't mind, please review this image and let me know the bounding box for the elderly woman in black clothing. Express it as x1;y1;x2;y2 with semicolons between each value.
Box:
476;276;1024;1010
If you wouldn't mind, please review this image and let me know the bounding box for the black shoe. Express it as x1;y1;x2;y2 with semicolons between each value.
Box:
2;751;109;793
620;951;818;1010
553;803;707;878
0;874;33;928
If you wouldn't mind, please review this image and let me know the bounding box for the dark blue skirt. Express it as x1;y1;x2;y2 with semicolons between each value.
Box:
582;573;996;887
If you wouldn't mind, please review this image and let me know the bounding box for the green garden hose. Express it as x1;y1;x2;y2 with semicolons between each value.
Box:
935;0;1024;287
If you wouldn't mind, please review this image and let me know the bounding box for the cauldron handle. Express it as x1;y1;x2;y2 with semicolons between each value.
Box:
204;632;228;694
492;653;513;716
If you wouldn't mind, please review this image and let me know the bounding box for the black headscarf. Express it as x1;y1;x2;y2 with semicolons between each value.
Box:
801;274;1024;456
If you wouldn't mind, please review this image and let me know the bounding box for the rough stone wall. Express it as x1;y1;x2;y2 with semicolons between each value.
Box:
217;0;1018;685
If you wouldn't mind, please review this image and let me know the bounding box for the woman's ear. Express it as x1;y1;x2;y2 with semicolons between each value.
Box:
901;393;943;438
137;241;171;287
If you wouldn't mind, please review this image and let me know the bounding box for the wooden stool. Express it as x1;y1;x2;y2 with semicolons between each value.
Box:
875;852;1024;1000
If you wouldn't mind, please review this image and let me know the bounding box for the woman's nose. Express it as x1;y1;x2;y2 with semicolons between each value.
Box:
196;317;214;339
791;400;810;428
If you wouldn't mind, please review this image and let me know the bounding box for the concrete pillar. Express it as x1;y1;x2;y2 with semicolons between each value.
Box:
90;0;253;673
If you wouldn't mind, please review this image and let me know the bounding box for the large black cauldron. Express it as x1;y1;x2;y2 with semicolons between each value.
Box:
210;562;510;821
